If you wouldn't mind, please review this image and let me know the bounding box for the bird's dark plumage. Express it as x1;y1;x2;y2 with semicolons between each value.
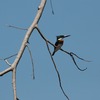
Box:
52;35;70;56
52;40;63;56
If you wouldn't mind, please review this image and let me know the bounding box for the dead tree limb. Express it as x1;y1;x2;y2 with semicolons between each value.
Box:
26;44;35;79
46;41;70;100
35;25;90;100
0;0;90;100
0;0;47;100
35;26;70;100
7;25;28;30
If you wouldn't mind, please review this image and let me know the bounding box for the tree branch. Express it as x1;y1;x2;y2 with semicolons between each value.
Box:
35;25;90;99
35;26;90;71
0;67;12;76
7;25;28;30
35;26;70;99
5;59;11;66
4;53;17;60
12;68;18;100
26;44;35;79
46;41;70;100
0;0;90;100
50;0;54;14
61;49;89;71
0;0;47;100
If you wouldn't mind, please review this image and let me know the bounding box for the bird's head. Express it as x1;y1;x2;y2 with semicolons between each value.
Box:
56;35;70;40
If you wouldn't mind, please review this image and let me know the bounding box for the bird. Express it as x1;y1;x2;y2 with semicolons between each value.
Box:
52;35;70;56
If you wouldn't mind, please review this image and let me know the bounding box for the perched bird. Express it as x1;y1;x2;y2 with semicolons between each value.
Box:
52;35;70;56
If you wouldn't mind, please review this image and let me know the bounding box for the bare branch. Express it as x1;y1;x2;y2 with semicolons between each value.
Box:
70;52;91;62
12;68;18;100
0;54;17;66
36;26;89;71
35;26;70;99
7;25;28;30
1;0;90;100
70;53;87;71
26;44;35;79
46;41;70;100
0;67;12;76
5;59;11;66
35;26;55;47
50;0;54;14
4;53;17;60
0;0;47;100
61;49;88;71
35;25;91;100
35;26;47;41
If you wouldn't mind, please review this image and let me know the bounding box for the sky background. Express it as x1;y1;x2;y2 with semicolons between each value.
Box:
0;0;100;100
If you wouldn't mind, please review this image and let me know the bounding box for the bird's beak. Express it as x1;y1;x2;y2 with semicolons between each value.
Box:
64;35;71;38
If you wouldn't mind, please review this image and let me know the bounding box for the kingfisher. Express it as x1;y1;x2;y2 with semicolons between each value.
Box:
52;35;70;56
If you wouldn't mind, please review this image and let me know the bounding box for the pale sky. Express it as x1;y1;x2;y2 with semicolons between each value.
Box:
0;0;100;100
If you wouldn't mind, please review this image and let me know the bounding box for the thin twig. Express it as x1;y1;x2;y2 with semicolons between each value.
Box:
35;26;54;47
7;25;28;30
26;44;35;79
70;53;87;71
70;52;91;62
5;59;11;66
61;49;88;71
4;53;17;60
50;0;54;14
0;53;17;61
46;41;70;100
0;54;17;66
35;26;47;41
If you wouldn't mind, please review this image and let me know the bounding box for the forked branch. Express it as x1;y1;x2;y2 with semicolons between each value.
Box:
0;0;47;100
35;25;90;100
0;0;90;100
61;49;90;71
36;26;89;71
35;26;70;99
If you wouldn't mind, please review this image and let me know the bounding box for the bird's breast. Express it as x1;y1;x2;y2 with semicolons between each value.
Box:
58;40;64;44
